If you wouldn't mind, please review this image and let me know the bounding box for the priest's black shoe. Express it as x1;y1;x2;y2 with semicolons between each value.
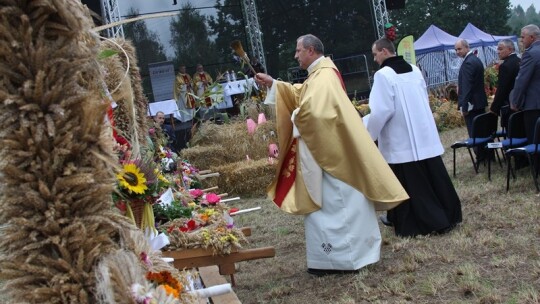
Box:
379;215;393;227
307;268;359;276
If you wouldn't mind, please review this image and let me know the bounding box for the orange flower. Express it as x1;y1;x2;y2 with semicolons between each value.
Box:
162;284;180;298
199;214;209;222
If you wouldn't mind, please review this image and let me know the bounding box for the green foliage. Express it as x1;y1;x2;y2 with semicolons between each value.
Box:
153;200;193;222
389;0;511;37
169;3;218;70
484;63;499;89
207;0;247;68
507;4;540;35
209;0;377;76
123;8;168;102
98;49;119;60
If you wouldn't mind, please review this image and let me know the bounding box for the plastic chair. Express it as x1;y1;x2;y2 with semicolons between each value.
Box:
506;116;540;192
488;110;527;180
501;111;528;150
451;112;498;177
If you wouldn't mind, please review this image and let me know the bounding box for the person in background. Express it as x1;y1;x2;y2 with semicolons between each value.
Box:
510;24;540;144
366;37;462;237
153;111;176;150
173;64;196;122
455;38;488;161
255;34;408;276
489;39;520;121
192;64;213;107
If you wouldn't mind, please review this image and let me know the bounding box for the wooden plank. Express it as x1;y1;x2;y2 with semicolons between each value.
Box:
163;247;238;260
197;172;220;179
168;247;276;272
202;186;219;192
198;266;241;304
239;227;251;237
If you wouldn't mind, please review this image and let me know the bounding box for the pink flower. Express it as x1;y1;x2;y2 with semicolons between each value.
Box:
205;193;221;205
268;143;279;158
246;118;257;134
139;252;152;268
258;113;267;124
189;188;204;198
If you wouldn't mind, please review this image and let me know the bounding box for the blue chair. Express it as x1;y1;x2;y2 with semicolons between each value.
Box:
506;116;540;192
451;112;498;177
501;111;528;150
489;110;527;180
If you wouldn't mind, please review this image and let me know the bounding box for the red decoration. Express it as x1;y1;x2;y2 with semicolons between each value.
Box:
385;23;397;41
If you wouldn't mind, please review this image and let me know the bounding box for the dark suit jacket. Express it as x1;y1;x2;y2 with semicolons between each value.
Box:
458;52;488;112
162;124;176;146
490;53;520;114
511;40;540;110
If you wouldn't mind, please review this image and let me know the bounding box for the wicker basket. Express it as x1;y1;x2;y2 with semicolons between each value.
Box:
129;199;145;228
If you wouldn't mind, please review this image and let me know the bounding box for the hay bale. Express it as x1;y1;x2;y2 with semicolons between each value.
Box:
209;158;277;196
434;101;464;130
189;120;276;164
190;121;244;147
180;145;237;169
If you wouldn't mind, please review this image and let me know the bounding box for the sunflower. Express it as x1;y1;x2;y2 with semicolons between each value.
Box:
117;163;148;194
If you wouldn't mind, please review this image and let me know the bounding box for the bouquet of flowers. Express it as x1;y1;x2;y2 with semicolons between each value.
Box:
179;161;201;189
158;189;247;254
115;157;170;233
131;270;186;303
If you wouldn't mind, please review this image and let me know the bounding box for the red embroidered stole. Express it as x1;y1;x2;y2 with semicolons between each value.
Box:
273;138;297;207
182;74;195;108
199;73;212;107
273;68;344;208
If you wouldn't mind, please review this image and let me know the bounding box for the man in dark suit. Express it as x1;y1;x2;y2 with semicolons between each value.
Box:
455;39;488;138
153;111;176;150
510;24;540;144
489;39;520;120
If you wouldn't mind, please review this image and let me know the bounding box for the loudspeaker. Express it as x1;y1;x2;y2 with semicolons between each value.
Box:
385;0;405;10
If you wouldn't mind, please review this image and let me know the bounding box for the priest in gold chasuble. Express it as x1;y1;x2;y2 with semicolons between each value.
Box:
173;64;195;122
256;34;408;275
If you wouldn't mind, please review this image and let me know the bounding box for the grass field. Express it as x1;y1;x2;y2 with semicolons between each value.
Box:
230;126;540;304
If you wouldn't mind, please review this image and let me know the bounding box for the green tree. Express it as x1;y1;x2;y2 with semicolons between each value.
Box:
169;2;218;74
524;5;540;26
507;5;527;35
207;0;248;74
389;0;511;37
253;0;377;78
123;8;168;102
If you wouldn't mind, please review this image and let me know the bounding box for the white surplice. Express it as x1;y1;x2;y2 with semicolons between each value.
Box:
304;171;381;270
292;109;381;271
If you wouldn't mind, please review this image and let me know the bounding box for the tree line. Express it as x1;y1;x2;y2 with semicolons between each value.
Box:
121;0;539;101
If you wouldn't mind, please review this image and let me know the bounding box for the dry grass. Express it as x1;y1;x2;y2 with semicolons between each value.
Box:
2;126;537;303
227;126;540;303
